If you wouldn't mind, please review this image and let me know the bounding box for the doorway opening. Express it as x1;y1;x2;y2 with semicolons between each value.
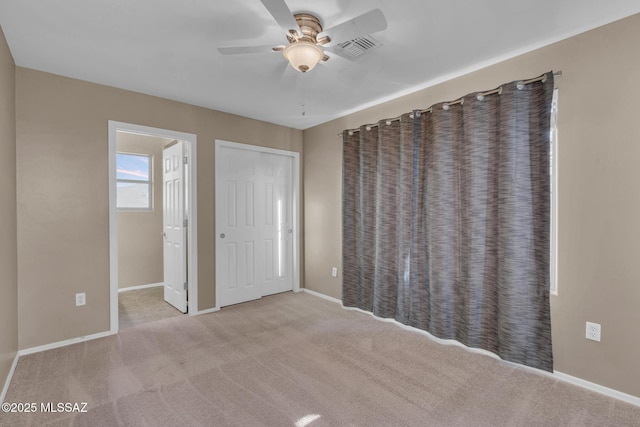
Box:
108;121;198;334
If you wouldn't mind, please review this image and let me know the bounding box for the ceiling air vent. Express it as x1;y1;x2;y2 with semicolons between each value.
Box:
333;36;381;59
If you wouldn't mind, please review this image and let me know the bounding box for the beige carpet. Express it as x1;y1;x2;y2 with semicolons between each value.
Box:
2;291;639;426
118;286;184;330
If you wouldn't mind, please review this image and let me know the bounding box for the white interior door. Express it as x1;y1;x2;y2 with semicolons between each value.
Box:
163;141;187;312
216;143;294;307
260;152;293;297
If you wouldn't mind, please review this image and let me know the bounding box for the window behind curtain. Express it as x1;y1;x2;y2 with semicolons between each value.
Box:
550;89;558;294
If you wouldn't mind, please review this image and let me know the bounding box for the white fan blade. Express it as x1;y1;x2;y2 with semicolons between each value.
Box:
259;0;300;34
321;9;387;45
278;61;298;85
218;45;279;55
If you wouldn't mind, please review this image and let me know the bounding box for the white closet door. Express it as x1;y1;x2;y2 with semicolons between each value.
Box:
215;144;293;307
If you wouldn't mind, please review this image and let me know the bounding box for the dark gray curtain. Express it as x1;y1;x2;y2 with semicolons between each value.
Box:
342;72;554;371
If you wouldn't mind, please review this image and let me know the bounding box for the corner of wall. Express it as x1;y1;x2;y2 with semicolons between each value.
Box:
0;23;19;402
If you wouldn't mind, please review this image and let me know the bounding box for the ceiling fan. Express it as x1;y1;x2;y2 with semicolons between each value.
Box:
218;0;388;73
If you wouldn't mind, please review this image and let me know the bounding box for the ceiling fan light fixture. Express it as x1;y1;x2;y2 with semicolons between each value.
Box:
283;41;324;73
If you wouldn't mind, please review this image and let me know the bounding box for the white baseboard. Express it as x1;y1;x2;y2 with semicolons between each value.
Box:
4;316;142;401
302;288;342;305
18;330;113;357
194;306;220;316
553;371;640;407
303;288;499;359
1;353;19;404
302;288;640;408
118;282;164;293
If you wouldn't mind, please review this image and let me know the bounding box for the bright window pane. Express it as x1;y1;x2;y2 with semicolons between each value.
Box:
117;152;151;209
117;153;149;182
117;182;150;209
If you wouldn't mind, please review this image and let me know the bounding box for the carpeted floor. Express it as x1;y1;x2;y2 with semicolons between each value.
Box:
2;291;639;426
118;286;184;330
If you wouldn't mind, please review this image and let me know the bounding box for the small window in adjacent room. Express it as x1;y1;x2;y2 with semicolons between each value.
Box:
550;89;558;294
116;152;152;210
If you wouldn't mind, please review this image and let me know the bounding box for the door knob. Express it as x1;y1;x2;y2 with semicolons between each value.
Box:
220;233;225;239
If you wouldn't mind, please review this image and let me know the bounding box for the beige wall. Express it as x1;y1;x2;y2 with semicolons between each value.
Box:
16;68;303;349
304;14;640;398
9;11;640;400
117;132;170;289
0;26;17;394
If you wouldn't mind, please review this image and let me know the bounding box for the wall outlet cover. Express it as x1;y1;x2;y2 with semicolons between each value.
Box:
586;321;601;342
76;292;86;306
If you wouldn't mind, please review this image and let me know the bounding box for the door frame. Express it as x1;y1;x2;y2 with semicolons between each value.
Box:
108;121;198;334
214;140;301;310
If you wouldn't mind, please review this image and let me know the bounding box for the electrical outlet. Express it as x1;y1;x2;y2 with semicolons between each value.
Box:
75;292;86;306
586;321;601;342
331;267;338;278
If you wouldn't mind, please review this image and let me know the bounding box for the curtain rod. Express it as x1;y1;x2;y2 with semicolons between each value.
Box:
338;71;562;137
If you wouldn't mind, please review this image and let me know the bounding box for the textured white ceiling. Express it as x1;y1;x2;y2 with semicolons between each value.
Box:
1;0;639;129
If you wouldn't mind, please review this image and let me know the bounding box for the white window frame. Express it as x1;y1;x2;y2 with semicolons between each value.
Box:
116;151;153;210
550;89;558;295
